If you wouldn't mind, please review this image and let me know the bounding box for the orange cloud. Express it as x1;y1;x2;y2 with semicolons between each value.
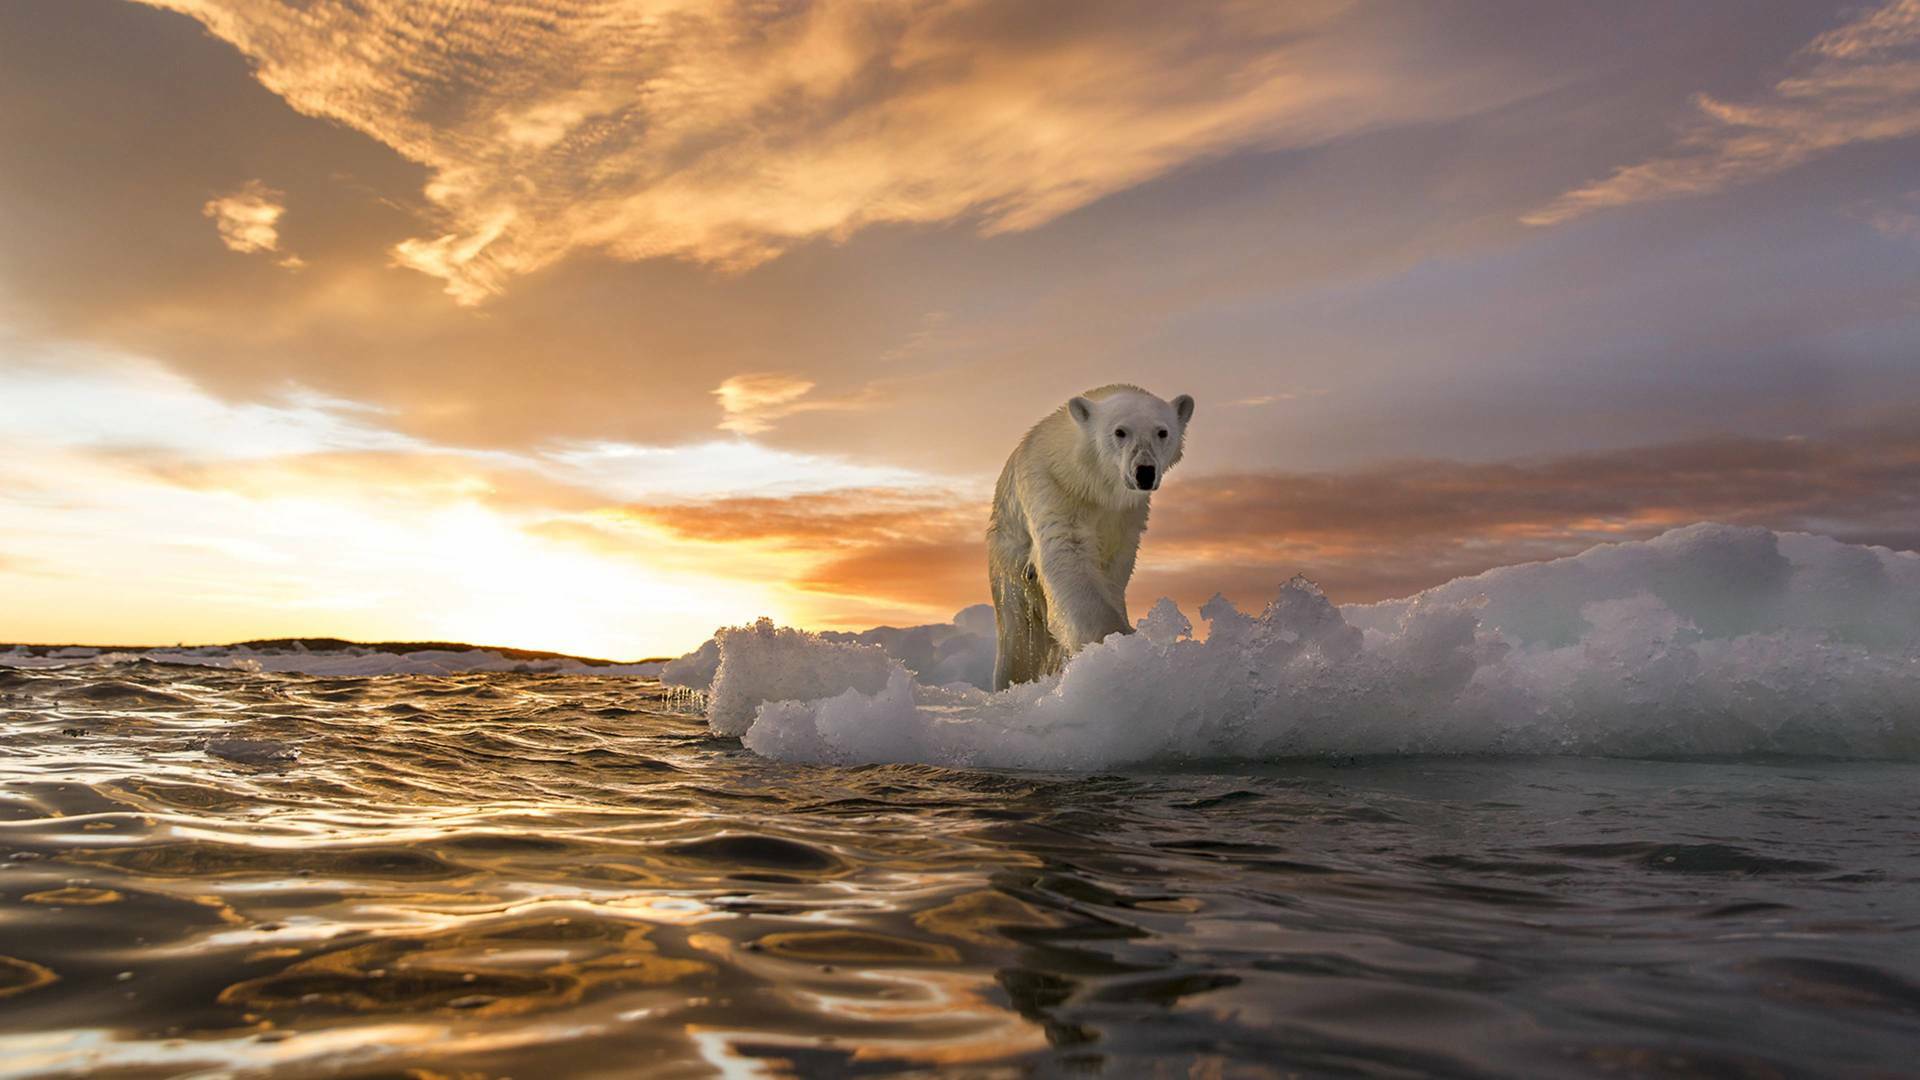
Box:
711;373;881;436
136;449;604;515
616;488;981;623
635;488;967;545
1526;0;1920;225
202;180;302;267
137;0;1529;302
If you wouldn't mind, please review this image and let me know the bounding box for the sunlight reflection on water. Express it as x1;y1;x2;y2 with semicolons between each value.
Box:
0;662;1917;1077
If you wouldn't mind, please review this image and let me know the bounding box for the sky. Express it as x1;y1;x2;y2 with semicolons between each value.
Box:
2;0;1918;659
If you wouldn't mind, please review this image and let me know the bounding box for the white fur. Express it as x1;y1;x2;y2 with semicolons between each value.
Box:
987;384;1194;689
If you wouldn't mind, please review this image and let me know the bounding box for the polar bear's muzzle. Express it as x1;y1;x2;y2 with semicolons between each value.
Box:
1133;463;1158;491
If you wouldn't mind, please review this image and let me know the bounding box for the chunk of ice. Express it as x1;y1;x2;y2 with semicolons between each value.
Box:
703;618;898;736
721;525;1920;768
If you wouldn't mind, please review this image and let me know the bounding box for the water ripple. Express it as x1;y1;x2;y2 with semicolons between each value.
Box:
0;663;1915;1076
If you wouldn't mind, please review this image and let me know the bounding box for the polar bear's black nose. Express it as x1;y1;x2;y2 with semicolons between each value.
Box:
1135;464;1157;490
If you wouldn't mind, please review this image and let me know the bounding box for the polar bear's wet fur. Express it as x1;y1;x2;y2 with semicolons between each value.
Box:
987;385;1195;689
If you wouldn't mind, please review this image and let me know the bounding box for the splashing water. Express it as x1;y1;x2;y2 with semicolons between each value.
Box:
700;525;1920;768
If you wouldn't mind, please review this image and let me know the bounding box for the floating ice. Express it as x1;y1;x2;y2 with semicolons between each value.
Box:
659;638;721;689
664;604;997;693
721;525;1920;768
702;619;898;736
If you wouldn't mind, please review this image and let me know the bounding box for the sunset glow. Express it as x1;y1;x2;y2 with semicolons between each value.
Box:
4;0;1919;658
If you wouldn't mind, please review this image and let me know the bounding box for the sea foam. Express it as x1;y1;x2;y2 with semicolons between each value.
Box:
698;525;1920;768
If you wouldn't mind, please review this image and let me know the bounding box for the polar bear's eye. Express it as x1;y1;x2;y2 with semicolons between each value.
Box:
1114;428;1128;440
1156;428;1168;440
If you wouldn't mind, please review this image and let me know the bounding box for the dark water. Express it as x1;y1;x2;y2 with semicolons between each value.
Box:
2;663;1918;1078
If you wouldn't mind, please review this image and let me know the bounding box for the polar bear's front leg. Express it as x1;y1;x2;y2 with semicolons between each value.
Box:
990;540;1062;690
1032;529;1131;654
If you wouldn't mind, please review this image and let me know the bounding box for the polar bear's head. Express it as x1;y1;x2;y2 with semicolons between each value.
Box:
1066;385;1195;499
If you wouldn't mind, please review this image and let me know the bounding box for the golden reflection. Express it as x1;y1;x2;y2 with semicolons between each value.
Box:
684;926;1048;1068
0;956;59;999
0;1021;633;1077
219;913;706;1019
568;862;674;886
754;930;959;965
22;887;123;905
63;840;471;882
600;894;719;926
686;963;1050;1069
912;889;1062;946
190;894;251;927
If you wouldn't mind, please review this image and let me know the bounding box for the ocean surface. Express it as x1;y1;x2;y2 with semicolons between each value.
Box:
2;660;1918;1078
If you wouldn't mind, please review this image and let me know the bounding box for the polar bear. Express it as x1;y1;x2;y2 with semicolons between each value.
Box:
987;385;1195;689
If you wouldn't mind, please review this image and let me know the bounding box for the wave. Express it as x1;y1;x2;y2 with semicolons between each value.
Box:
705;524;1920;768
0;642;666;678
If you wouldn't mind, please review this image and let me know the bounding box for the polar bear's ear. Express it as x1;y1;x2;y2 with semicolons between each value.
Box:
1067;397;1095;428
1173;394;1195;424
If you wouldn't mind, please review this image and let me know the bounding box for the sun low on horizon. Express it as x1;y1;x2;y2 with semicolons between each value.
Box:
4;0;1920;660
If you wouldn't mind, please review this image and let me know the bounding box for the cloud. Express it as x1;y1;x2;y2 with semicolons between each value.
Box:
1525;0;1920;226
0;349;416;460
0;356;799;654
638;488;972;546
137;0;1529;303
1227;389;1326;408
712;373;882;435
714;373;818;435
0;349;937;508
1141;426;1920;602
0;344;989;641
202;180;301;266
1858;190;1920;240
621;488;982;623
137;450;599;519
543;437;934;501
